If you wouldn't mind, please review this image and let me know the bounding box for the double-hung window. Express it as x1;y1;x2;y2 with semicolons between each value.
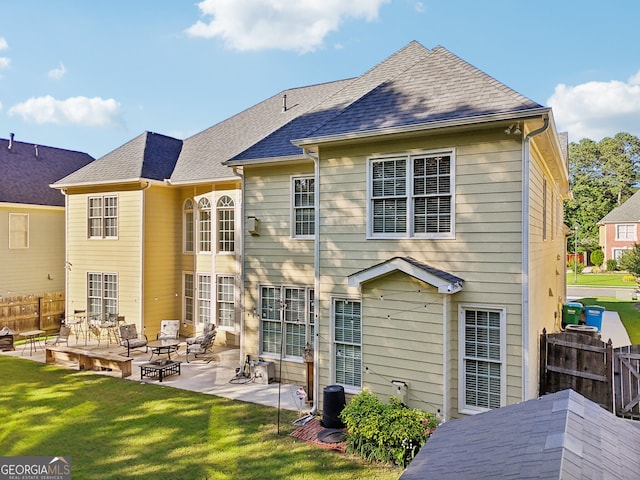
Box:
217;195;235;253
198;198;212;252
183;273;194;325
87;272;118;321
616;224;636;241
197;274;212;325
217;275;235;328
259;286;314;358
9;213;29;249
369;151;454;238
459;306;506;413
292;176;315;238
88;195;118;239
184;199;194;253
333;298;362;389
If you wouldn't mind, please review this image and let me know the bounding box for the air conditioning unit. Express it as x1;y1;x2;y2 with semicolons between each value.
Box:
252;361;275;385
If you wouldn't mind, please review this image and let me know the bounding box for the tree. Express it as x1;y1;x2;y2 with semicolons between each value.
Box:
590;249;604;269
565;133;640;253
619;244;640;280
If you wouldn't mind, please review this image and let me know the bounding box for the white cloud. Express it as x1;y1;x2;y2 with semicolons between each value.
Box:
0;37;8;51
48;62;67;80
0;57;10;69
8;95;123;127
186;0;389;53
548;71;640;141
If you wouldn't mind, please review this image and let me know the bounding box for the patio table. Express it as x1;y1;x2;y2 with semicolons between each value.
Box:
147;339;180;360
19;329;45;356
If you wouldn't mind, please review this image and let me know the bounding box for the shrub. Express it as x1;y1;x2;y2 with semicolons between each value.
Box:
567;258;584;274
619;244;640;279
339;390;437;468
590;249;604;268
606;259;618;272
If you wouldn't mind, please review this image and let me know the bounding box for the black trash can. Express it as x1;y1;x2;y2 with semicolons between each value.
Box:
322;385;346;428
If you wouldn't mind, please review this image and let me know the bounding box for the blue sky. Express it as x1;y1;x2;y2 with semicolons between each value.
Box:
1;0;639;159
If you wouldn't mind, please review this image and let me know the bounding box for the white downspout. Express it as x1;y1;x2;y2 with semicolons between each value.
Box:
140;182;151;332
522;116;550;400
303;148;320;415
233;167;246;364
442;294;449;421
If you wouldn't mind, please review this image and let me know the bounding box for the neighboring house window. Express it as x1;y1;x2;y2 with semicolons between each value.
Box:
259;286;314;358
616;224;637;241
198;198;212;252
613;248;630;262
333;298;362;389
292;176;315;238
88;195;118;239
184;199;194;253
9;213;28;249
217;275;235;328
369;151;454;238
459;306;506;413
217;195;235;253
198;274;212;325
87;272;118;321
184;273;194;325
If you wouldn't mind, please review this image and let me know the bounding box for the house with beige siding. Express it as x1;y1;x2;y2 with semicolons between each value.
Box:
597;189;640;264
53;41;569;420
0;134;94;298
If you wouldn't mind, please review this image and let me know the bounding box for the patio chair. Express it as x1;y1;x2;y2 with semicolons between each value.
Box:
156;320;180;340
185;322;215;346
119;324;148;357
45;326;71;347
186;327;217;363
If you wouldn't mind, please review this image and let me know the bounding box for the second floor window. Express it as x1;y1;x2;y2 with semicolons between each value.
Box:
9;213;29;249
616;224;637;241
198;197;212;252
217;196;235;253
292;177;315;238
184;199;194;252
369;151;454;239
88;195;118;239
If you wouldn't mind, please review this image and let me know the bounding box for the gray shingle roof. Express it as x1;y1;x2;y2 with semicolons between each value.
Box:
0;136;94;206
400;389;640;480
53;131;182;187
171;79;353;182
599;189;640;223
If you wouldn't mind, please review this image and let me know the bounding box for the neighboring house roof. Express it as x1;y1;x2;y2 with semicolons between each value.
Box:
348;256;464;294
598;189;640;224
400;389;640;480
0;135;94;206
53;131;182;187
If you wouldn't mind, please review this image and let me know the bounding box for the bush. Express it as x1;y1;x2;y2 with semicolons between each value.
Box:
339;390;437;468
590;249;604;268
619;244;640;279
606;259;618;271
567;258;584;274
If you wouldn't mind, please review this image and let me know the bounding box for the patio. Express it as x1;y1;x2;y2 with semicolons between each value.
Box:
1;333;305;412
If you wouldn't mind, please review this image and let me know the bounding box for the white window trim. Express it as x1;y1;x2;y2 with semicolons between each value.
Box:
183;271;194;326
330;295;363;395
183;198;195;254
8;213;29;249
291;175;316;240
366;148;456;240
216;274;236;330
88;194;118;240
615;224;637;242
458;304;507;415
197;196;212;254
216;194;236;254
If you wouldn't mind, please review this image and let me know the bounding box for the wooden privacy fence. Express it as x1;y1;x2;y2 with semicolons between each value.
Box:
614;345;640;420
0;292;65;334
539;329;613;412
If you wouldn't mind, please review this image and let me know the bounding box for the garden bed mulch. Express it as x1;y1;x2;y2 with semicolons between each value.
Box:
290;417;347;453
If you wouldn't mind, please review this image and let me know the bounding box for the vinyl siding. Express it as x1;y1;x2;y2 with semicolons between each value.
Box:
65;188;143;328
0;204;66;296
315;129;526;415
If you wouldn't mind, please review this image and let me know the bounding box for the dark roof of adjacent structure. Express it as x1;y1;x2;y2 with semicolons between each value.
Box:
400;389;640;480
598;189;640;224
53;131;182;187
0;136;94;206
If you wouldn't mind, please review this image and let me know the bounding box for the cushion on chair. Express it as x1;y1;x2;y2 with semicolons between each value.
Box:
157;320;180;340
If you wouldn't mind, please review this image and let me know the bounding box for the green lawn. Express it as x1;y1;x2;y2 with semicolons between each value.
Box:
572;296;640;344
0;357;400;480
566;272;637;287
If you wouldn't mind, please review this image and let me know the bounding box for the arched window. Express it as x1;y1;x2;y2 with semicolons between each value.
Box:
198;197;212;252
217;195;235;253
183;199;194;252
